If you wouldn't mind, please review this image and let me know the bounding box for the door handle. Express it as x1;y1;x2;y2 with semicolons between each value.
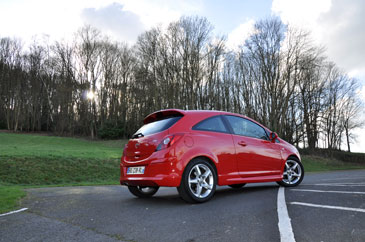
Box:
238;141;247;147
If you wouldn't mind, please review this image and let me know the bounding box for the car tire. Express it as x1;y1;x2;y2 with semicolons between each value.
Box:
277;157;304;187
177;158;217;203
127;186;159;198
228;183;246;189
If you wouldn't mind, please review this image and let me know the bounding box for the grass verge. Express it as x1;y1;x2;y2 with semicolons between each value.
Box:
301;155;365;172
0;132;125;213
0;185;26;214
0;156;121;185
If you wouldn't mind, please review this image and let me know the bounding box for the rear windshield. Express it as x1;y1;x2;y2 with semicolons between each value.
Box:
132;116;182;138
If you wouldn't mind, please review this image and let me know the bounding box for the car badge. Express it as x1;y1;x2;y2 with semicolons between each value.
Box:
135;143;140;149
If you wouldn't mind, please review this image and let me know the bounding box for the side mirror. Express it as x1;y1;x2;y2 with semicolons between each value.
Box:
270;132;278;142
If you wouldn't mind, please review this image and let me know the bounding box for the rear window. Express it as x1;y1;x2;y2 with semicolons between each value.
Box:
133;116;182;138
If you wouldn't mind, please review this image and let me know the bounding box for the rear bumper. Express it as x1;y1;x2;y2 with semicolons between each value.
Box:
120;155;181;187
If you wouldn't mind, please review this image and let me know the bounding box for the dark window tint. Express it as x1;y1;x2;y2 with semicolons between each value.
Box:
193;116;228;133
225;115;268;140
133;117;182;138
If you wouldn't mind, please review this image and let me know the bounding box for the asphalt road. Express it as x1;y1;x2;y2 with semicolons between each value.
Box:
1;170;364;242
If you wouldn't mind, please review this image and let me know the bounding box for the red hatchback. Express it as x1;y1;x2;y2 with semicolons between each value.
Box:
120;109;304;203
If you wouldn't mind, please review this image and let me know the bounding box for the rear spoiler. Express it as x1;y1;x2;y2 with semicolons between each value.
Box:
143;109;185;124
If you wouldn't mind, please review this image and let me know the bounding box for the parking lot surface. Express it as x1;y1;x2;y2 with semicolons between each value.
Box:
1;170;364;242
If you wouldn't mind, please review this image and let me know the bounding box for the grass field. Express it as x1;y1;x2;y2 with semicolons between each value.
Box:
0;132;123;159
0;132;126;213
1;132;364;213
0;186;25;214
301;155;365;172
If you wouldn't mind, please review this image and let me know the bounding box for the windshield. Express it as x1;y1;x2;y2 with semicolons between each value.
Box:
133;116;182;138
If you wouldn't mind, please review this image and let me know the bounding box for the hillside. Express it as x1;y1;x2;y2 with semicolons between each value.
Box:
0;132;125;185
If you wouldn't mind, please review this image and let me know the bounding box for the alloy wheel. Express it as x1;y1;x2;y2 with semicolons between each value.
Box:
282;159;302;185
188;164;214;199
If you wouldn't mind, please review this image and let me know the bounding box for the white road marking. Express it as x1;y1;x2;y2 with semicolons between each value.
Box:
0;208;28;217
277;187;296;242
302;184;365;187
316;183;365;185
291;202;365;213
291;189;365;195
320;177;365;181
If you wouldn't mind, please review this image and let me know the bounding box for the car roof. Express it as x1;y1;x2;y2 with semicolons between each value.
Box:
143;109;273;133
144;109;236;121
144;108;250;122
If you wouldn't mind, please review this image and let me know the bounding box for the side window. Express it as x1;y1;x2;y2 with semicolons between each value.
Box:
225;115;268;140
193;116;228;133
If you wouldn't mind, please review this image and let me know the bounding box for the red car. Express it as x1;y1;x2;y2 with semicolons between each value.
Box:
120;109;304;203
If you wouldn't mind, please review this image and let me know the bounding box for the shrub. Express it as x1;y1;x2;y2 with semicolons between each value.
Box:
300;148;365;164
98;121;125;139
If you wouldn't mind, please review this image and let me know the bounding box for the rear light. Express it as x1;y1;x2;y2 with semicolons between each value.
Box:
122;144;127;157
156;134;183;151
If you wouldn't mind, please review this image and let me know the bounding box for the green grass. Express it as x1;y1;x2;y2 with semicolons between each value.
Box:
302;155;365;172
0;132;127;185
0;185;26;214
0;156;121;185
0;132;124;159
0;132;127;213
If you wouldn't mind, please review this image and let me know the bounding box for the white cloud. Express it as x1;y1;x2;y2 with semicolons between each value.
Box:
271;0;331;47
119;0;182;29
226;19;255;50
0;0;121;43
350;127;365;152
359;85;365;102
272;0;331;26
318;0;365;74
81;3;145;43
272;0;365;77
0;0;199;44
0;0;79;43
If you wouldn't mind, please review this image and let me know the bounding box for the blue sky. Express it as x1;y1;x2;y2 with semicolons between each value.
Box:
0;0;364;151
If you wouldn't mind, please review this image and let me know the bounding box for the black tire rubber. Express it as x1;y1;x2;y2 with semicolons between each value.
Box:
228;183;246;189
177;158;217;203
277;157;304;187
127;186;159;198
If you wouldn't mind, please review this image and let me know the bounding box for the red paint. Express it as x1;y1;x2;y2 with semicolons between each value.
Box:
120;109;301;187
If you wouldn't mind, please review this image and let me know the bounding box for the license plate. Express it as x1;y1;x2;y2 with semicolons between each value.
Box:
127;166;145;175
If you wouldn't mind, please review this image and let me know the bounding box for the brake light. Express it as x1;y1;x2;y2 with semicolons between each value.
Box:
156;134;183;151
122;144;127;157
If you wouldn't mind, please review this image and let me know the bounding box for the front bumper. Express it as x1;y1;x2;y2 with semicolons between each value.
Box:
120;155;181;187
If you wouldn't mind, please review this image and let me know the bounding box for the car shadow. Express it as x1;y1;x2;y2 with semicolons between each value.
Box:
125;184;280;206
212;184;279;200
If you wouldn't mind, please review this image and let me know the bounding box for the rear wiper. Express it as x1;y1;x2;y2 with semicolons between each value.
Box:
132;133;144;139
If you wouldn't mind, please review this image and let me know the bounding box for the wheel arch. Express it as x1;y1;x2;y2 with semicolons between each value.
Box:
182;155;219;185
279;154;301;175
287;154;301;162
277;154;305;187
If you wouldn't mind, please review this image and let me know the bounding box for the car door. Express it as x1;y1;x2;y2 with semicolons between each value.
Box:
192;115;238;181
223;115;282;178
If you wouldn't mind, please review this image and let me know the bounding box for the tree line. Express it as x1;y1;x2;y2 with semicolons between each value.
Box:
0;16;363;151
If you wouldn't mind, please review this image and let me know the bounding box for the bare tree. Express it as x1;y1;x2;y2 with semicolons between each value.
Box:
0;16;363;148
